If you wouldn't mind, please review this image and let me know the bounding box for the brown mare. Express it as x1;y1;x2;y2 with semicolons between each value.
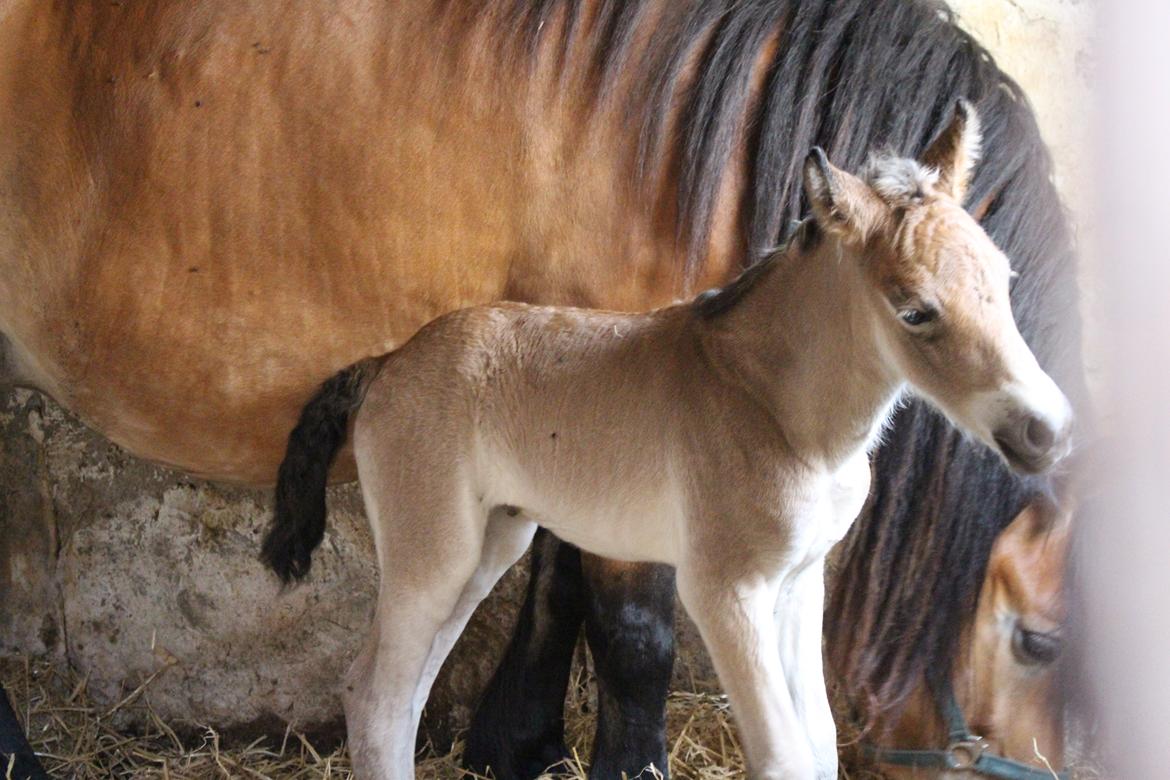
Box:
0;1;1084;778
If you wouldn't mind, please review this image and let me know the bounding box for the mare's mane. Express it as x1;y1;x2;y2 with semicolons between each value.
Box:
452;0;1084;723
692;217;820;319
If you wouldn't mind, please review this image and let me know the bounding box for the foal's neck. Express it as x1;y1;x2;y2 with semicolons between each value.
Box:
702;236;903;467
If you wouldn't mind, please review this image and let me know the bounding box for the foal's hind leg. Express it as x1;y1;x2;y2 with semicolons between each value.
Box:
464;530;587;780
345;500;536;779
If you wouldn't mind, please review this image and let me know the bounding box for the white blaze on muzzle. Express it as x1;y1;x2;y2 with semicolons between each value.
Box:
973;346;1073;475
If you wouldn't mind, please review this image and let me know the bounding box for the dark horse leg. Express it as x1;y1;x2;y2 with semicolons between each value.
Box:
465;531;676;779
580;554;675;780
0;684;47;780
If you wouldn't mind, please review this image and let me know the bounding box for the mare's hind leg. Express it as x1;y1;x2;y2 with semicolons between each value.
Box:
582;555;675;780
464;530;587;779
465;543;677;780
345;501;536;779
0;683;48;780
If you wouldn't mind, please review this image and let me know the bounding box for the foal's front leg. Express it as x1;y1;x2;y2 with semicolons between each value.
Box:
676;565;816;779
775;559;837;779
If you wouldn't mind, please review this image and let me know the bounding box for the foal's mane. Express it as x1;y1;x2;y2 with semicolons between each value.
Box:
692;218;820;318
454;0;1085;724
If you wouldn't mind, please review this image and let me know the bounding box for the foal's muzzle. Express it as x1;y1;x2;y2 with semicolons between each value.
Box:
993;410;1072;475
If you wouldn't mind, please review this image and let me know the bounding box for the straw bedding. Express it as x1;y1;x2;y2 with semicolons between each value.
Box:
1;653;890;779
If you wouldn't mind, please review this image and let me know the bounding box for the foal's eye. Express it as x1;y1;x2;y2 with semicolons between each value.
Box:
1011;624;1063;666
898;307;937;328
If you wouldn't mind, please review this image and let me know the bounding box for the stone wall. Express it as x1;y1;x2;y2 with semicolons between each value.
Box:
1;389;379;737
0;0;1093;747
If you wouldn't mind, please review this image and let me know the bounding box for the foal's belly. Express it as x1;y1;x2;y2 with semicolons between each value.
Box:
534;498;683;565
479;447;685;565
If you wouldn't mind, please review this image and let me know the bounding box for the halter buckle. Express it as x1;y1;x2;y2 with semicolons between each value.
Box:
946;737;989;770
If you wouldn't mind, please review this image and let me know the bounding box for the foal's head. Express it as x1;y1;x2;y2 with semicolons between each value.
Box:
802;101;1072;474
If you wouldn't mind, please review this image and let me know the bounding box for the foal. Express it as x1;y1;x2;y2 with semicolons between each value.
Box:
264;103;1072;779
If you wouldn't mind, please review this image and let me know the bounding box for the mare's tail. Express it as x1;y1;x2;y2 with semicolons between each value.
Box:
261;358;378;583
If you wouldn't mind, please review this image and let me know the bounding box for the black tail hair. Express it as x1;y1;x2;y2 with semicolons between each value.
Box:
261;359;378;583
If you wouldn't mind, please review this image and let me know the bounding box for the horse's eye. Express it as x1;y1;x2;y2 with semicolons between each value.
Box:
1012;624;1062;666
898;307;937;327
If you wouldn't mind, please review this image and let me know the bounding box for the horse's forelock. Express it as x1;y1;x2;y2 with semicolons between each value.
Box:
861;155;939;207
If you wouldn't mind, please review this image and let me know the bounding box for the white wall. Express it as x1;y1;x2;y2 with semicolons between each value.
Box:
949;0;1101;393
1082;1;1170;777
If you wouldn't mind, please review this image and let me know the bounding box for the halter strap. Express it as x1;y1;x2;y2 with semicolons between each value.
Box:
860;677;1069;780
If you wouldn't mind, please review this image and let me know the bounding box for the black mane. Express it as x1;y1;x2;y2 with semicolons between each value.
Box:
472;0;1085;723
692;218;820;318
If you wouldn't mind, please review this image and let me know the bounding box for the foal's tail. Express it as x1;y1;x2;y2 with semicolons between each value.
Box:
262;358;379;584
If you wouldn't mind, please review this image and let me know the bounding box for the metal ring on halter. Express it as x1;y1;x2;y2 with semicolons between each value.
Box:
947;736;990;770
857;675;1072;780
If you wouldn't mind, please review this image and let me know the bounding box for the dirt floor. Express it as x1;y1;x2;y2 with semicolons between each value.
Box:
2;653;892;780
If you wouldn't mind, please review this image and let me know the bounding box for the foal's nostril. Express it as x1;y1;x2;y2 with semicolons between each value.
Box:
1024;416;1056;452
993;412;1069;475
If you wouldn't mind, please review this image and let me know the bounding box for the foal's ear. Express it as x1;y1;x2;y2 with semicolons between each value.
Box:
922;99;982;203
803;147;888;243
